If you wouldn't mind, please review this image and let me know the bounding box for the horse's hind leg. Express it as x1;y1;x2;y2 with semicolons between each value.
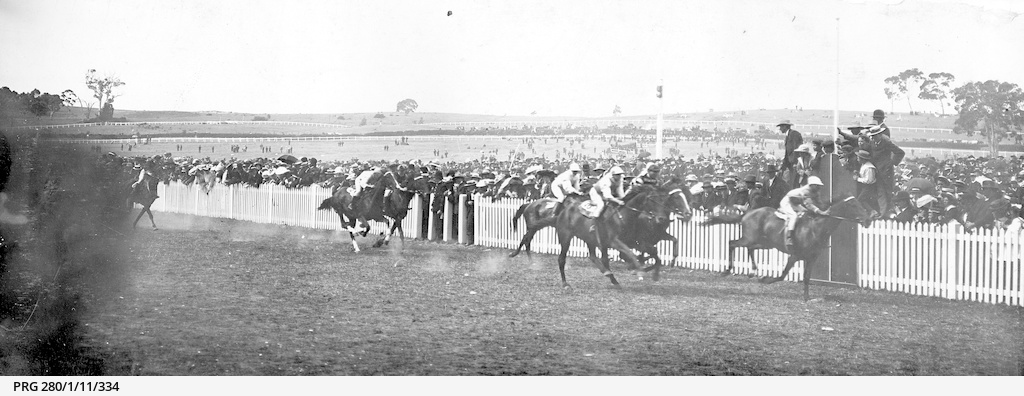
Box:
509;228;537;258
746;248;759;276
556;236;573;289
144;206;157;230
761;256;798;284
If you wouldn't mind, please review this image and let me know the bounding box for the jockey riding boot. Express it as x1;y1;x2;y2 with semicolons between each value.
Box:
785;230;794;250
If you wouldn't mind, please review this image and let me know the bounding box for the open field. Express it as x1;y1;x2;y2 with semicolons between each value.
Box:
6;107;962;142
91;137;782;163
4;213;1020;375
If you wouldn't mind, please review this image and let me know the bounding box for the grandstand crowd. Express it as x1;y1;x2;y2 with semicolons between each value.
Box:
107;111;1024;230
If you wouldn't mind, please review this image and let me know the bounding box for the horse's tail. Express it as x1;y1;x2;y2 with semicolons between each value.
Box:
511;202;528;231
318;197;335;211
701;213;743;227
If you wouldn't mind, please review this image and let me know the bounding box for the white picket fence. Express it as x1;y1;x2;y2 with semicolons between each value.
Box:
151;181;1023;306
859;221;1024;306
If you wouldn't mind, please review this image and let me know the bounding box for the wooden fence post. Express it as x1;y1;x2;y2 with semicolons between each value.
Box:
458;194;468;244
427;193;437;241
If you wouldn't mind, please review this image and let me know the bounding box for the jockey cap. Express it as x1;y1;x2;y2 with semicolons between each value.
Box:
807;176;824;186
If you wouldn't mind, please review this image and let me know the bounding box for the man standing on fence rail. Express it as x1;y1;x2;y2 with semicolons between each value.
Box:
864;124;905;214
778;120;803;188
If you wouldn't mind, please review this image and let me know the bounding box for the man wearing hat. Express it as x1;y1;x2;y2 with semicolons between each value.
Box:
854;149;879;213
864;124;905;214
744;175;769;210
698;181;720;212
761;163;790;208
981;180;1013;228
777;120;804;188
129;160;159;200
886;191;918;222
728;175;754;211
871;109;891;138
778;175;828;250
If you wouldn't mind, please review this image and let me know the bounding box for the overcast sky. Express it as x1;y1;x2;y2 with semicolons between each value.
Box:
1;0;1021;116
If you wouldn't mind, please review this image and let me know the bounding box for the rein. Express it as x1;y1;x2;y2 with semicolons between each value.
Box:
821;196;860;222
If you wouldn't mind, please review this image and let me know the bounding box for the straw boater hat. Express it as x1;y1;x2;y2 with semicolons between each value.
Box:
776;119;793;127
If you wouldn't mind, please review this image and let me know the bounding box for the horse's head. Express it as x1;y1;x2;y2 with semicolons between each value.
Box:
660;179;694;222
828;195;873;228
626;189;672;226
407;175;433;196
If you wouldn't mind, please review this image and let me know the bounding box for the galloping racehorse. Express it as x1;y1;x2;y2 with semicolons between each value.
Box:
619;183;694;280
552;189;669;289
126;175;160;230
318;172;430;252
702;196;872;300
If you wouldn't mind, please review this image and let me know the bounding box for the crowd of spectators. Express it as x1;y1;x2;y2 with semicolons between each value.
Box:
101;120;1024;230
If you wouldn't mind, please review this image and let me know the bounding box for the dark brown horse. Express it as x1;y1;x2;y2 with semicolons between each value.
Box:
318;173;431;252
702;196;873;300
619;184;694;280
507;194;586;259
126;176;159;230
552;189;668;289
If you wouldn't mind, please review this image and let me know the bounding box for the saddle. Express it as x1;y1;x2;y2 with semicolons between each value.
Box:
578;201;599;218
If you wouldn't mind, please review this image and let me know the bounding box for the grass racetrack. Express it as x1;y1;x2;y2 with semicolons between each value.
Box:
49;213;1022;376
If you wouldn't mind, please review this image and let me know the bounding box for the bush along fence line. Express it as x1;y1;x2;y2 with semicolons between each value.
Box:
152;182;1023;307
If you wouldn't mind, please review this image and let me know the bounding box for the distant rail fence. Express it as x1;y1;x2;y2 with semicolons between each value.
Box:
151;181;1023;307
7;119;955;136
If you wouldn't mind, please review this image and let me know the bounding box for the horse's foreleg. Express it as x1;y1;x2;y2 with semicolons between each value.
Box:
639;244;662;282
132;208;145;229
801;252;821;301
349;231;360;252
607;238;640;274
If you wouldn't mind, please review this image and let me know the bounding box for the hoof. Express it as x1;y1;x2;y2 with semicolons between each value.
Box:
719;271;732;277
151;227;159;231
759;276;780;284
508;252;519;258
384;240;390;246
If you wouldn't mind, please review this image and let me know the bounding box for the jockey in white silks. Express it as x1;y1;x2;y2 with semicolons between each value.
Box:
351;166;379;198
778;175;828;249
550;163;582;202
588;166;626;218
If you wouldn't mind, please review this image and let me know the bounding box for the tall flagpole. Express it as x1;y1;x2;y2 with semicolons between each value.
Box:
829;16;840;277
656;80;664;159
